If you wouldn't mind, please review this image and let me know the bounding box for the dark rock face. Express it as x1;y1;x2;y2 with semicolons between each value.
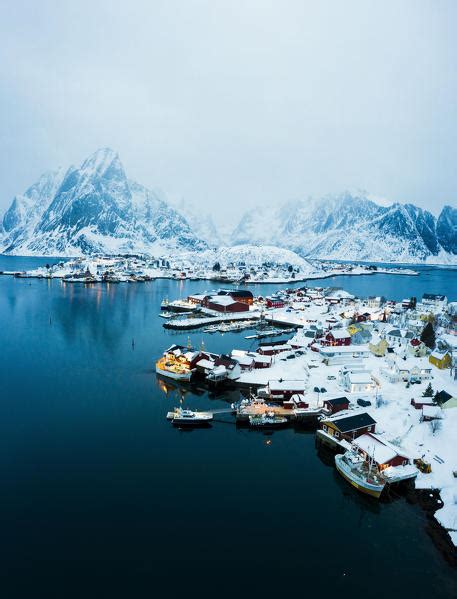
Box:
436;205;457;254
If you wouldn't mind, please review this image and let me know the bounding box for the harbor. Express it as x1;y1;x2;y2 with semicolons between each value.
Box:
1;255;456;594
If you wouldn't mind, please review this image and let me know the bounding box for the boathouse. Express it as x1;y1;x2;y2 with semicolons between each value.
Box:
320;412;376;442
353;433;411;469
203;295;250;313
264;380;306;401
217;289;254;306
323;396;350;415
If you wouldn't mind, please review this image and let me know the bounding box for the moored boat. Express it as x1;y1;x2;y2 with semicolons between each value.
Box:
248;411;288;428
335;450;386;499
170;408;213;425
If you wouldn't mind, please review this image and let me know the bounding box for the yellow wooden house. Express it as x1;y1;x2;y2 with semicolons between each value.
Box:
429;350;451;369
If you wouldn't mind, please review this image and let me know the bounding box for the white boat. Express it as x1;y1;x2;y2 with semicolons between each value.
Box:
248;411;288;428
170;408;213;425
335;450;386;499
158;311;174;319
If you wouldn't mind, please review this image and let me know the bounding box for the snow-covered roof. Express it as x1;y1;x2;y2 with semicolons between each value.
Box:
354;434;397;464
268;380;305;391
328;329;350;339
422;405;443;418
208;295;238;306
195;358;215;370
319;345;370;355
348;372;373;384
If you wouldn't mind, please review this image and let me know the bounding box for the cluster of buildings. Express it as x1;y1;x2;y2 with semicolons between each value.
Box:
157;284;457;546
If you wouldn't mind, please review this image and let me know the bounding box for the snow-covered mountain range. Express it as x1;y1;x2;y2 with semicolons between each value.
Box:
1;150;455;264
0;148;206;256
230;193;457;264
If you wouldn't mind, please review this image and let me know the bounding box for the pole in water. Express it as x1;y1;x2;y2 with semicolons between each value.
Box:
49;315;52;325
132;338;135;349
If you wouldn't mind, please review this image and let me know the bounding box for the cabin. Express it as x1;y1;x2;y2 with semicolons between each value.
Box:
319;412;376;442
421;405;443;422
252;354;273;368
230;350;255;371
323;396;350;414
203;295;250;313
213;355;242;380
266;297;285;309
290;393;308;408
429;350;451;369
410;397;436;410
353;433;411;470
263;380;306;401
322;329;351;347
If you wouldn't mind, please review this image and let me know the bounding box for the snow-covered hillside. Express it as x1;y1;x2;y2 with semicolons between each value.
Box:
173;244;316;272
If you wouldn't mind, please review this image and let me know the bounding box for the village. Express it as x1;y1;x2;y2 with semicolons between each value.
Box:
0;253;418;284
156;285;457;548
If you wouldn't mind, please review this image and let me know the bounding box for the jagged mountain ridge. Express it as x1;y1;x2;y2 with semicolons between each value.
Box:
0;149;207;256
1;154;456;263
230;193;457;263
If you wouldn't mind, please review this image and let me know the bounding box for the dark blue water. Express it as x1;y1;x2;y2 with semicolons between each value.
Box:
0;256;455;598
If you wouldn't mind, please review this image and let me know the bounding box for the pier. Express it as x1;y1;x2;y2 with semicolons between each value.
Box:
163;311;261;330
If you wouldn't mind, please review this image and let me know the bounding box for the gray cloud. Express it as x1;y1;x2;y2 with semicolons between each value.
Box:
1;0;456;225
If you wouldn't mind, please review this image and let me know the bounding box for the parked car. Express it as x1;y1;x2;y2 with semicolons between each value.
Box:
357;398;372;407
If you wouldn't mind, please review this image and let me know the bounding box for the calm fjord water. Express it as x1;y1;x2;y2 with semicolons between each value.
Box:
0;256;456;598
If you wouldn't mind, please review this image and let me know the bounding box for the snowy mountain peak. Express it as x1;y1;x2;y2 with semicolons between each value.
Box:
0;150;206;257
80;147;120;175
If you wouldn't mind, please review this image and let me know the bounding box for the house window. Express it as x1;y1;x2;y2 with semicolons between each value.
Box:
323;425;327;432
367;426;372;432
335;431;340;438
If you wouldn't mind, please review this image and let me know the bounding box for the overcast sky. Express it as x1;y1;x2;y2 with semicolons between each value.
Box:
0;0;456;224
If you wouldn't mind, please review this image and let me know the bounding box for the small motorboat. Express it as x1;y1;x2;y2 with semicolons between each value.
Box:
248;411;288;428
171;408;213;426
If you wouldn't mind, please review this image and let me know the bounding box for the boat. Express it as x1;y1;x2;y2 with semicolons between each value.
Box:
158;311;175;319
170;408;213;425
248;411;288;428
335;449;386;499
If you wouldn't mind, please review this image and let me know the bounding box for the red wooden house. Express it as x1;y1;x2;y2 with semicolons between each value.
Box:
322;330;351;347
